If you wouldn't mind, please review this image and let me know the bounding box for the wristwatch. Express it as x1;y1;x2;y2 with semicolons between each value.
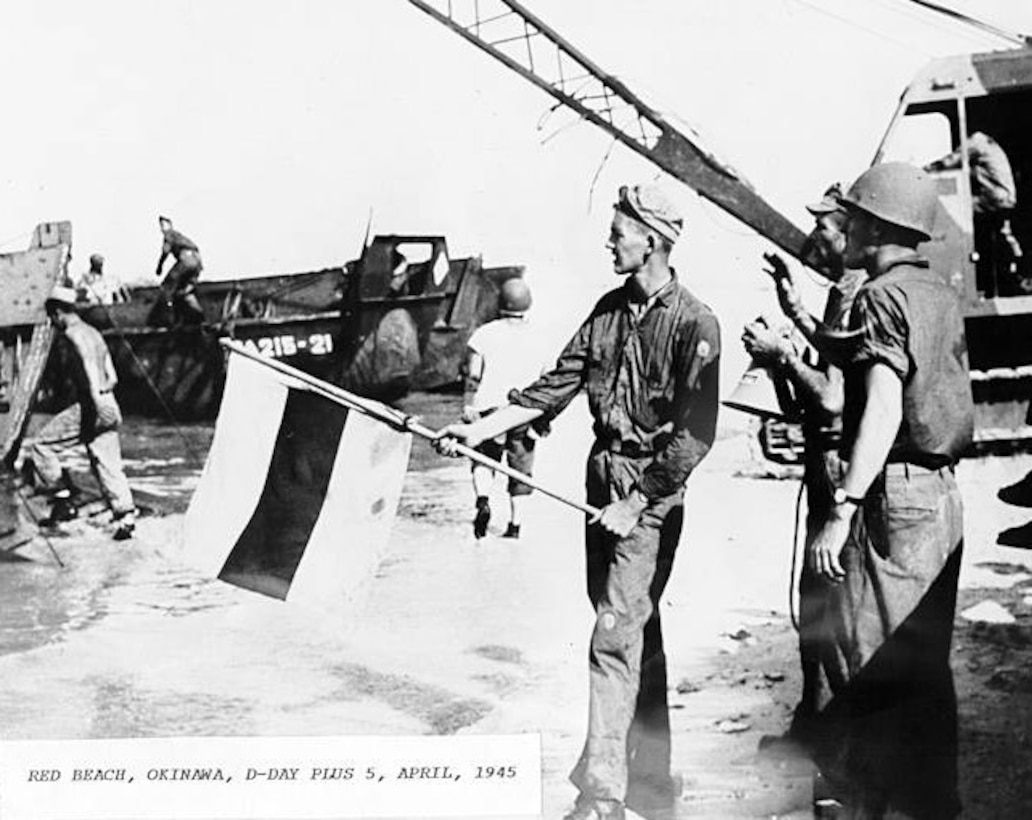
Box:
833;487;863;507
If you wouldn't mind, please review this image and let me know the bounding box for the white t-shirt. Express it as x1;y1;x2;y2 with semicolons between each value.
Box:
467;316;553;411
76;271;125;305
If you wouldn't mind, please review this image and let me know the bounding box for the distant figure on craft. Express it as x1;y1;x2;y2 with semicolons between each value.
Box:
153;216;205;325
925;130;1026;294
387;249;413;297
76;253;129;306
461;277;550;539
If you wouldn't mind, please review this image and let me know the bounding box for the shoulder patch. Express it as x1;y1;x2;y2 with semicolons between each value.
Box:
696;339;711;360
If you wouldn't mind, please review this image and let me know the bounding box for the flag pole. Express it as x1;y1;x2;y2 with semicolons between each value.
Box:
219;339;601;518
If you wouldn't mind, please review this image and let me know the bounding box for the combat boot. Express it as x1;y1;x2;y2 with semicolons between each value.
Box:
112;510;136;542
45;492;78;526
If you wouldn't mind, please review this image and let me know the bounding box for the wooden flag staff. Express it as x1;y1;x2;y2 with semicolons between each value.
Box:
219;339;601;518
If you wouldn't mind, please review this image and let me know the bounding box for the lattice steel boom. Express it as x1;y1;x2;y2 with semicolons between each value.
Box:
407;0;808;260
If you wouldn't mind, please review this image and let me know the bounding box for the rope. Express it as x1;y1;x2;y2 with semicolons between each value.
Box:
789;0;938;58
788;478;806;632
869;0;1004;48
587;136;618;214
79;282;207;469
901;0;1030;47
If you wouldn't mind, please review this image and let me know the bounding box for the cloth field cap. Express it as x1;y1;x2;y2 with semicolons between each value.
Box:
616;184;683;244
806;182;845;215
89;253;104;267
45;285;79;311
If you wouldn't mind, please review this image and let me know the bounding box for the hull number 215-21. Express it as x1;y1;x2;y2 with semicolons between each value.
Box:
240;332;334;359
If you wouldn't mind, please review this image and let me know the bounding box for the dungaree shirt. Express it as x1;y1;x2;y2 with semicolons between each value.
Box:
162;229;203;282
510;276;720;499
843;254;973;466
163;229;200;260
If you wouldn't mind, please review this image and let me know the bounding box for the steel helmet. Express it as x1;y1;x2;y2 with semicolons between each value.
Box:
841;162;938;240
499;278;532;315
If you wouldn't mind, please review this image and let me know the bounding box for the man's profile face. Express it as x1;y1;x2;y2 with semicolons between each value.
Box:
159;218;172;234
807;210;848;280
607;211;650;276
842;208;878;270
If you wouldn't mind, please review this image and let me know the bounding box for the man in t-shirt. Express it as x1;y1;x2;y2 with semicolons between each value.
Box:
76;253;129;305
462;278;548;539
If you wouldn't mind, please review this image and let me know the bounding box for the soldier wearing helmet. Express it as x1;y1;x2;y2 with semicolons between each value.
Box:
806;162;973;819
460;276;548;540
438;183;721;820
498;276;532;315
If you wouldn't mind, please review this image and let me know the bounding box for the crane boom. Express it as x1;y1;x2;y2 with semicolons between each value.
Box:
406;0;809;260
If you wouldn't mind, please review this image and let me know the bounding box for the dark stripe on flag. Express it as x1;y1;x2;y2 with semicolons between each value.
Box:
218;388;348;600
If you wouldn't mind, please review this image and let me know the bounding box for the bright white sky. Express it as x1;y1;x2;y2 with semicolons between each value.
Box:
3;0;1032;385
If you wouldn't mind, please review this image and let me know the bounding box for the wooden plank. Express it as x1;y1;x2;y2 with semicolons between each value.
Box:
0;239;67;467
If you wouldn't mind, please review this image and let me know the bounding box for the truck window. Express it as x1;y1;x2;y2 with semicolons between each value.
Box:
965;90;1032;298
880;110;954;168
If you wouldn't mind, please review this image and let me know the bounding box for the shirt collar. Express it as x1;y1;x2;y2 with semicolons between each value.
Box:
872;249;930;277
622;270;678;308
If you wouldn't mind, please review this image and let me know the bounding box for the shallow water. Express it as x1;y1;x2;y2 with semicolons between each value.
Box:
0;392;517;743
0;393;462;656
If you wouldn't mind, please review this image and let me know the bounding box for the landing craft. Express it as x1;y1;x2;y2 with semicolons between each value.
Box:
406;0;1032;453
38;233;522;420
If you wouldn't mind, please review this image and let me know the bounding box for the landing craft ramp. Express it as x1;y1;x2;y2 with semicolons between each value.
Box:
0;223;70;466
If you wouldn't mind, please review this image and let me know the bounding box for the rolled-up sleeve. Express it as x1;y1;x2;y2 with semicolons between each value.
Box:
638;312;721;499
509;315;591;420
850;286;910;382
